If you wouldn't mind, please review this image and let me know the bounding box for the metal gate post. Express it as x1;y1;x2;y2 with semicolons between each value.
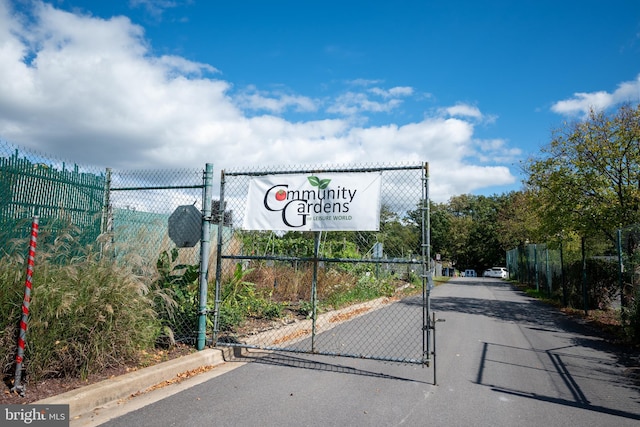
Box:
432;312;437;385
197;163;214;350
212;170;226;346
432;312;445;385
421;162;432;366
101;168;112;235
311;231;321;352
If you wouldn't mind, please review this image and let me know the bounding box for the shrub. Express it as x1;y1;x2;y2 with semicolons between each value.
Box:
564;258;619;310
1;232;162;382
325;273;394;309
0;252;24;378
624;287;640;344
218;263;258;331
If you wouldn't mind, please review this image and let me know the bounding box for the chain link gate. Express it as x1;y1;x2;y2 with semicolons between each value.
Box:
211;162;437;377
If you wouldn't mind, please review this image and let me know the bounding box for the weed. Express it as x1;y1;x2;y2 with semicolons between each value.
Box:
152;248;200;343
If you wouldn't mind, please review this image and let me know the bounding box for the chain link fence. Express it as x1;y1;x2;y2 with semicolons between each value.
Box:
506;243;564;300
507;229;640;319
105;166;210;344
619;225;640;332
0;139;210;348
211;162;434;366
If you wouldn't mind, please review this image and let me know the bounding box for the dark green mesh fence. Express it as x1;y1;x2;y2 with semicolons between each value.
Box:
0;140;105;247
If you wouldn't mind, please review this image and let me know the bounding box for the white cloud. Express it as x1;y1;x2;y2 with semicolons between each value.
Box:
347;78;383;87
437;103;499;127
155;55;218;77
234;86;318;114
369;86;414;98
326;91;403;115
0;0;519;202
472;139;522;164
551;74;640;116
430;164;515;200
442;103;483;119
129;0;180;20
326;83;414;116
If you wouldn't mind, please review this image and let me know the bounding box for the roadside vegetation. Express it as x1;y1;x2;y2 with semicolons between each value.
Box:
0;225;424;383
429;104;640;347
521;103;640;345
215;260;422;334
1;228;161;382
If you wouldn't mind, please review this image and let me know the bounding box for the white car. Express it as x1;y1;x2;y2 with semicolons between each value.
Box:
483;267;508;279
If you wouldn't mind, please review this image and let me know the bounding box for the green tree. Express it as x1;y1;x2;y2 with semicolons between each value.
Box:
378;205;419;258
428;201;452;260
526;104;640;316
526;104;640;241
467;195;506;270
496;190;542;248
445;194;473;269
405;200;450;260
443;194;508;272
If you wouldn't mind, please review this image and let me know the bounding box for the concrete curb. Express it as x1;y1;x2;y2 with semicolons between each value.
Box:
35;348;227;419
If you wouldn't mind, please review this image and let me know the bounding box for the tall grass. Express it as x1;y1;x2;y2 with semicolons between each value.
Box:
151;248;200;344
1;228;163;382
244;261;398;309
324;273;395;309
217;263;286;331
214;261;405;332
624;287;640;344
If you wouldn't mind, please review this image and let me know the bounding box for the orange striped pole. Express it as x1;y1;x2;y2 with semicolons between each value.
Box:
11;215;39;397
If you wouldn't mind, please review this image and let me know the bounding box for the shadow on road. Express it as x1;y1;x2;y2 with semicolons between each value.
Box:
428;279;640;421
490;384;640;421
227;349;432;385
430;280;622;345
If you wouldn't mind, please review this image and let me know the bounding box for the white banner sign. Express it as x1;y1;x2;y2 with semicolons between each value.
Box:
242;172;382;231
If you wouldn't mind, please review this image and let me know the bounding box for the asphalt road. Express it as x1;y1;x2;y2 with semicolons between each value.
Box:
99;277;640;427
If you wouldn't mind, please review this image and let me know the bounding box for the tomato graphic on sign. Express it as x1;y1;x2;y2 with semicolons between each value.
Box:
275;189;286;201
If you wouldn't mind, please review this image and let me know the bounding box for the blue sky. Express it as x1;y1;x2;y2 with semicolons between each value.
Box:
1;0;639;201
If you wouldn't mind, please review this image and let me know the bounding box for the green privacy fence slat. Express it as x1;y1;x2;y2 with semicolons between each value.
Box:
1;145;105;244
